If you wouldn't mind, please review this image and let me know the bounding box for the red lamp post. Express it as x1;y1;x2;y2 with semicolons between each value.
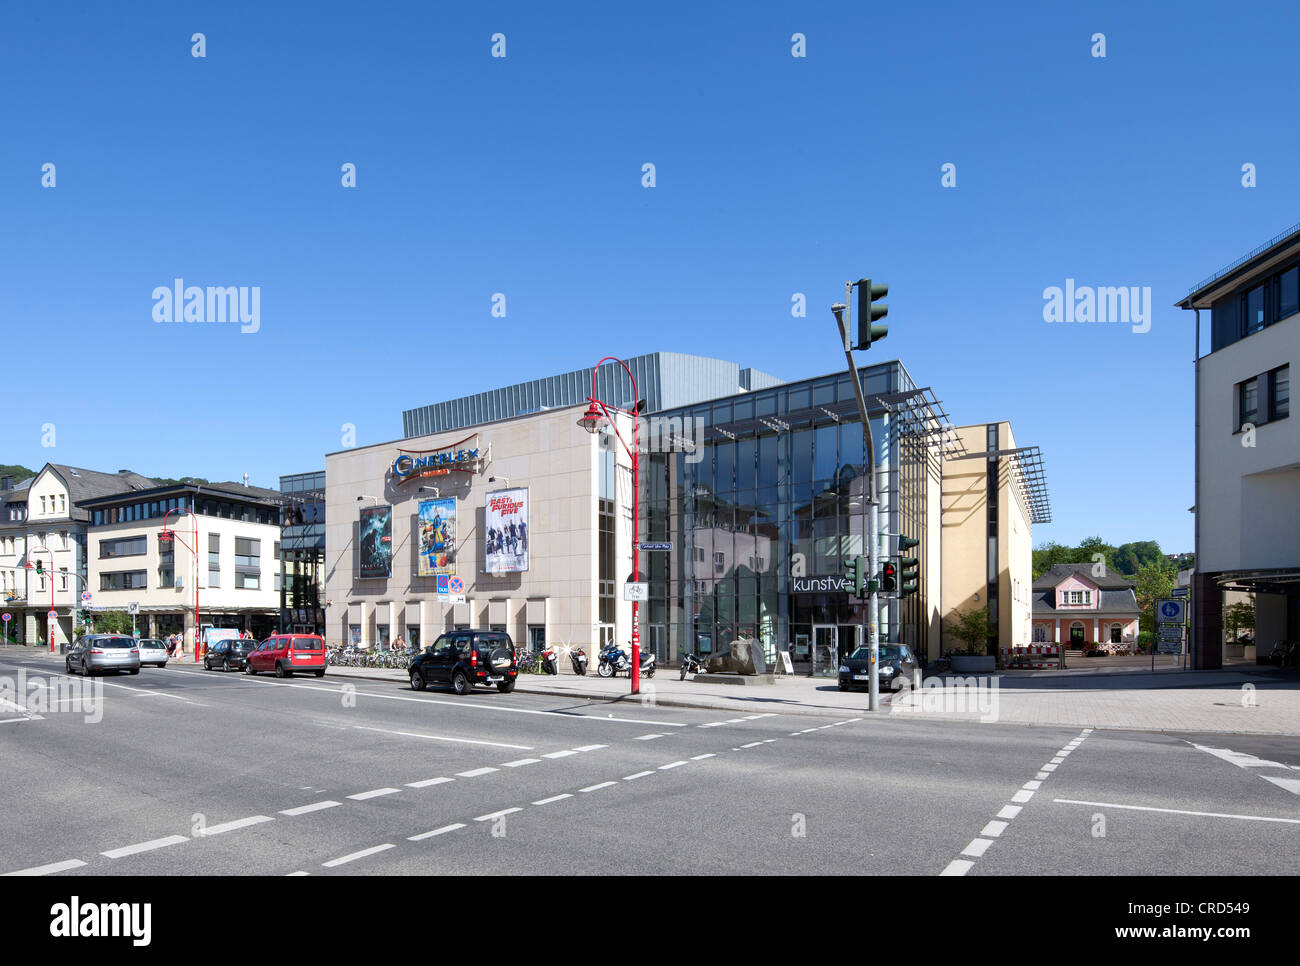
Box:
161;508;200;662
26;547;56;652
577;357;645;695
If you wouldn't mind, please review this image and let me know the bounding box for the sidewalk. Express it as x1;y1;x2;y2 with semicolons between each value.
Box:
5;646;1296;735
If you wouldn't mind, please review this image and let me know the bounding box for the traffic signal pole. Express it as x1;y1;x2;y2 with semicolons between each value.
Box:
836;281;881;711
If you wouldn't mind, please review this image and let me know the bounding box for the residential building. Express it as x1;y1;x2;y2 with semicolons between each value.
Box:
1031;563;1140;648
1177;221;1300;667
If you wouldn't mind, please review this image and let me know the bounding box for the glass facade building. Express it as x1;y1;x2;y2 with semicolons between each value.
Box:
279;471;326;634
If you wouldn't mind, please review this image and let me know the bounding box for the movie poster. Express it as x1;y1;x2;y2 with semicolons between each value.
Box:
417;498;457;577
358;505;393;578
484;487;528;574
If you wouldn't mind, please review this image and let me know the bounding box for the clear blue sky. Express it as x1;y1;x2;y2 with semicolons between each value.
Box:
3;0;1297;553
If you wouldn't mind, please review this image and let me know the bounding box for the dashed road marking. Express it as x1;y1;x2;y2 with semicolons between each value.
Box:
573;744;608;752
659;761;688;770
3;859;86;877
474;807;522;822
348;787;401;801
961;838;994;858
1052;799;1300;825
940;859;974;876
543;750;578;759
102;835;189;859
323;843;395;867
457;767;499;778
533;794;573;805
196;815;274;837
580;781;617;793
280;800;341;816
634;734;665;741
501;758;541;767
623;771;654;781
353;725;531;751
408;823;465;841
406;778;453;789
690;753;716;760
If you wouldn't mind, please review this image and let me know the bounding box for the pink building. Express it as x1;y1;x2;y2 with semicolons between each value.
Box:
1031;564;1140;648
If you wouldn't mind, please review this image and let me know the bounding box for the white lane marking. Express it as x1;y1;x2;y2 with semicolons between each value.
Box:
474;807;522;822
533;794;573;805
623;771;654;781
1034;772;1049;780
634;734;664;741
409;823;465;841
501;758;542;767
406;777;453;789
287;871;309;876
353;725;531;751
1262;776;1300;796
845;717;862;722
1053;799;1300;825
1050;757;1064;764
322;844;395;867
1011;790;1034;803
741;715;763;720
1022;780;1043;791
961;838;994;858
543;750;577;759
940;859;973;876
457;767;499;778
573;744;608;752
659;761;688;770
0;716;41;724
580;781;617;793
996;805;1022;820
3;858;87;877
740;741;762;748
690;753;716;760
698;722;726;728
980;820;1009;838
762;739;778;743
348;788;401;801
195;815;274;837
280;801;340;816
1191;742;1299;772
101;835;190;859
1042;764;1058;772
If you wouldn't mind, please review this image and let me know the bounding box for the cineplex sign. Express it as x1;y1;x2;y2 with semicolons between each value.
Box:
392;434;483;483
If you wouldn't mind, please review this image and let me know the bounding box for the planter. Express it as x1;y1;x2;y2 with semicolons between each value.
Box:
951;655;996;673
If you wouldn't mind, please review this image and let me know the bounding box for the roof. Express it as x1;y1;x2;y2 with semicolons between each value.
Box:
1032;563;1136;590
1033;587;1140;616
78;479;285;507
45;465;157;520
1178;219;1300;309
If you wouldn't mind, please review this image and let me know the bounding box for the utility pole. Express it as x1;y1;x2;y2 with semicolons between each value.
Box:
833;277;888;710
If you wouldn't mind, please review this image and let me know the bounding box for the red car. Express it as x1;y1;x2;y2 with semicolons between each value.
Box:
245;634;327;678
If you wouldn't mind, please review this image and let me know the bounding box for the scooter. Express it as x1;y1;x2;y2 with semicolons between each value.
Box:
597;644;656;679
679;652;707;680
541;647;559;675
569;645;588;676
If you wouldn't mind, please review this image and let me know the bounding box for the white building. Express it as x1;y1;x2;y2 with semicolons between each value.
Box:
80;481;286;646
1179;221;1300;665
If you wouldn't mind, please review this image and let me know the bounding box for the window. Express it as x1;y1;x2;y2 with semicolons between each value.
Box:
235;572;260;589
59;495;66;513
1270;365;1289;420
1110;623;1122;643
208;533;221;588
100;536;148;558
1281;267;1299;320
1239;377;1259;430
1246;284;1266;333
528;626;545;654
40;496;46;513
714;551;725;575
100;571;147;591
1032;625;1048;643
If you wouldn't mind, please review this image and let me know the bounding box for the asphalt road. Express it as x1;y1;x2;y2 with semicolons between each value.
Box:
1;650;1296;877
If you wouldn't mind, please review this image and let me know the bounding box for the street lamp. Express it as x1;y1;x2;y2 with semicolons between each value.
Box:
161;508;200;662
26;547;55;652
577;357;646;695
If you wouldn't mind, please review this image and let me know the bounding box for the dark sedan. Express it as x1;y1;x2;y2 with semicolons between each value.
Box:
203;637;259;672
838;644;918;692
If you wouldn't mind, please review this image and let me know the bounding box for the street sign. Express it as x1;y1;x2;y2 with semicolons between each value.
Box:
637;542;672;552
1;613;9;623
81;592;92;602
1170;587;1190;599
127;602;140;616
451;594;466;605
1155;599;1186;623
435;575;450;594
623;582;649;602
47;610;57;620
448;577;465;594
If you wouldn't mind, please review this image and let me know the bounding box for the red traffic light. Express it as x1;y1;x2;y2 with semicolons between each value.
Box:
881;562;897;592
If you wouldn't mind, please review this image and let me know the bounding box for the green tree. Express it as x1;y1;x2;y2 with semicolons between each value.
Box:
89;610;134;635
944;605;997;656
1132;562;1178;636
1223;597;1256;643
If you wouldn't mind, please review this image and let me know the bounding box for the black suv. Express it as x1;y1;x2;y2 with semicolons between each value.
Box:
409;631;518;695
203;638;259;672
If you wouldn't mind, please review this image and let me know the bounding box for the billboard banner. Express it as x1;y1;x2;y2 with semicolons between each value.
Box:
358;505;393;579
485;487;529;574
418;498;457;577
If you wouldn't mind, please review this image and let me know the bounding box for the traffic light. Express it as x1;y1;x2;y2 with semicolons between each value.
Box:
880;562;897;592
34;559;43;575
845;555;866;599
899;534;920;597
854;279;888;350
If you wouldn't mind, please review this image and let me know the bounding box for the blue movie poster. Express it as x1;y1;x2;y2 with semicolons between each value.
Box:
358;505;393;579
418;498;457;577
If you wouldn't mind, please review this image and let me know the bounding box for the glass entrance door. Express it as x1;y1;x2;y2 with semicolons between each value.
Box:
813;625;837;676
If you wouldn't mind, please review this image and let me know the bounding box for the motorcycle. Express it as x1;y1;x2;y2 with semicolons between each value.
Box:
569;645;588;676
678;652;707;681
541;647;559;675
597;644;656;679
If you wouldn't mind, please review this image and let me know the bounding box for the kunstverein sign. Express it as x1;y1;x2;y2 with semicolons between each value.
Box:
358;505;393;579
418;498;457;577
391;433;483;485
791;575;855;594
485;488;528;574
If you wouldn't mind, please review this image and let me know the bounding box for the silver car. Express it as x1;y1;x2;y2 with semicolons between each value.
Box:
137;638;169;668
66;635;141;676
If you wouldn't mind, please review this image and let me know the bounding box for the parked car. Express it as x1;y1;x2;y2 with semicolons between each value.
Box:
66;635;141;676
137;638;169;668
838;644;917;692
204;638;259;672
408;630;517;694
245;634;327;678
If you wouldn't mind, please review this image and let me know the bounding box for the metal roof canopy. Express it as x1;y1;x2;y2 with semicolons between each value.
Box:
948;444;1052;525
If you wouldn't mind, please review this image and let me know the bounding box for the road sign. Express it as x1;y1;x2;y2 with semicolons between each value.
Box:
127;602;140;616
435;575;450;594
448;577;465;594
1170;587;1190;599
637;542;672;552
1155;599;1185;623
451;594;466;605
1;613;9;623
81;591;92;602
623;582;649;602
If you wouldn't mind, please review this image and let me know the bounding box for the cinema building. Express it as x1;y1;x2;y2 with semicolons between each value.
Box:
326;352;1049;671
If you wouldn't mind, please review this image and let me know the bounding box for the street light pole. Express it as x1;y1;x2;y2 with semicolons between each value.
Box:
577;357;644;696
161;508;200;663
27;546;56;653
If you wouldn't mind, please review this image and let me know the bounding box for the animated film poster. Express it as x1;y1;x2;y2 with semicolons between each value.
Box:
358;505;393;578
484;487;529;574
417;498;457;577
